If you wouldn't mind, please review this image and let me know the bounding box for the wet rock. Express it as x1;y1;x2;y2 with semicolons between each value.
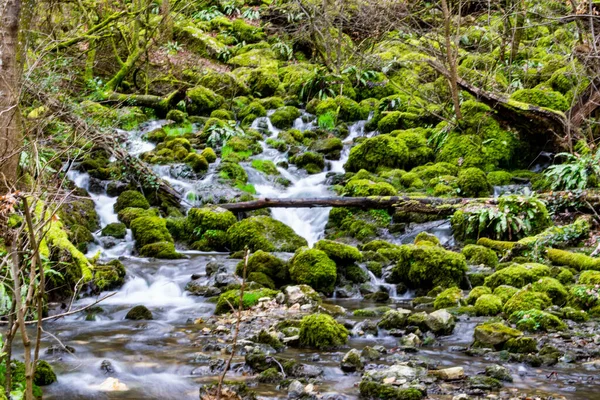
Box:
205;260;222;277
288;380;305;399
467;375;502;390
98;377;128;391
431;366;465;381
363;291;390;302
341;348;363;372
360;346;381;361
335;284;360;298
473;322;521;346
213;272;237;287
284;285;320;306
425;309;455;335
185;281;221;296
46;344;76;355
400;333;422;347
485;364;512;382
293;363;323;378
191;273;202;280
353;320;378;336
377;309;411;330
258;367;283;383
362;363;426;382
100;360;115;374
125;305;153;320
106;181;128;197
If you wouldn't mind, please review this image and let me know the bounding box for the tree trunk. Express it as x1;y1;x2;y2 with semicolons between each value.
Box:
0;0;23;194
509;0;525;63
440;0;462;120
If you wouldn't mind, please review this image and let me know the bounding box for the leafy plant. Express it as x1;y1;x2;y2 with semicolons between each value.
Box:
317;111;336;130
217;47;233;62
427;124;451;153
206;122;245;148
163;41;183;54
300;67;342;101
193;6;223;21
271;40;293;61
343;66;378;88
543;142;600;190
242;7;260;20
222;1;240;16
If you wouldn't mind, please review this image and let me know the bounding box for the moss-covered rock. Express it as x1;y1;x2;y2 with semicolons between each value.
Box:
201;147;217;163
215;288;279;314
504;336;538;354
130;216;174;248
227;216;307;252
93;259;126;291
236;250;288;286
344;134;408;172
289;247;337;294
186;86;225;115
344;179;397;196
466;286;492;305
117;207;159;227
510;88;569;111
579;270;600;284
218;161;248;184
314;239;362;266
474;294;503;316
462;244;498;268
314;96;367;122
503;288;552;315
184;153;209;172
531;277;567;305
289;151;325;173
433;287;462;309
125;305;153;320
139;241;182;259
484;263;550;289
473;322;522;346
509;309;567;332
359;381;423;400
114;190;150;213
101;222;127;239
299;313;348;349
34;360;57;386
270;106;301;129
457;167;491;197
487;170;513;186
547;248;600;270
187;206;237;238
493;285;519;303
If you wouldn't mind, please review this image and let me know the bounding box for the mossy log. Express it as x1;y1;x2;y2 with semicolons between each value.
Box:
101;88;186;117
220;190;600;214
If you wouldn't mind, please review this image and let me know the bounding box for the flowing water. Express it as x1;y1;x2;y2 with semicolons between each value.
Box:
34;115;600;399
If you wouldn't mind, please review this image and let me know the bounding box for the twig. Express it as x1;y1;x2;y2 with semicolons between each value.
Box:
216;247;249;400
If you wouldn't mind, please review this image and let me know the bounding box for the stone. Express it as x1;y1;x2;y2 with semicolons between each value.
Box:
341;348;364;372
288;380;304;399
432;367;465;381
485;364;513;382
425;309;456;335
284;285;320;306
473;323;522;346
97;377;128;391
400;333;422;347
362;363;426;382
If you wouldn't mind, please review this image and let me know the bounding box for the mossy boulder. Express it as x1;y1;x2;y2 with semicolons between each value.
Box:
484;263;550;289
473;322;522;346
186;86;225;115
130;216;174;248
236;250;288;287
309;137;344;158
184;153;209;173
314;239;362;266
344;134;408;173
504;337;538;354
114;190;150;213
117;207;159;227
289;151;325;173
125;305;153;320
466;286;492;305
289;247;337;295
201;147;217;163
457;167;491;197
215;288;279;314
34;360;57;386
359;381;423;400
314;96;367;122
579;270;600;284
510;89;569;111
270;106;301;129
531;277;567;305
299;313;348;349
433;287;462;310
503;288;552;315
509;309;567;332
377;309;411;330
462;244;498;268
493;285;519;303
139;241;182;259
474;294;503;316
487;170;513;186
227;216;307;252
101;222;127;239
344;179;397;196
93;260;126;291
187;206;237;238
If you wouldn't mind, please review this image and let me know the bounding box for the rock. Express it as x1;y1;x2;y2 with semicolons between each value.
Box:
485;364;513;382
473;322;522;346
467;375;502;390
452;395;471;400
378;309;411;330
362;363;426;382
431;367;465;381
125;305;153;320
400;333;422;347
425;309;455;335
334;285;360;298
97;377;128;391
46;344;75;355
213;272;237;287
205;260;222;277
341;348;363;372
360;346;381;361
288;380;305;399
100;360;115;374
284;285;321;306
363;291;390;302
185;281;221;296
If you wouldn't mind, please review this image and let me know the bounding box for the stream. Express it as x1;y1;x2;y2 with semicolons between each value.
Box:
38;112;600;399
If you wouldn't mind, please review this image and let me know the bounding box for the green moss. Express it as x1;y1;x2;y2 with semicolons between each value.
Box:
117;207;159;227
579;270;600;284
476;237;517;252
562;306;589;322
200;147;217;163
290;151;325;173
359;381;423;400
69;224;94;253
186;86;225;115
101;222;127;239
344;179;397;196
227;216;307;252
509;309;567;332
462;244;498;268
473;322;523;346
457;167;491;197
474;294;503;316
531;277;567;305
58;195;100;232
568;284;600;308
504;337;538;354
191;229;229;251
414;232;440;246
251;159;279;176
299;313;348;349
493;285;519;303
309;137;344;156
314;96;367;122
34;360;57;386
389;245;467;290
289;247;337;294
393;129;434;170
466;286;492;305
484;264;549;289
547;248;600;271
314;239;362;266
487;171;513;186
93;260;126;291
344;134;409;173
503;288;552;315
218;161;248;184
215;288;279;314
510;89;569;111
114;190;150;213
236;250;288;286
125;305;153;320
130;216;173;248
187;206;237;238
270;106;301;129
433;287;463;309
183;153;208;173
140;241;182;259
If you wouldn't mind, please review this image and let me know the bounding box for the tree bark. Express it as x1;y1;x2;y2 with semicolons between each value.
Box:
0;0;23;194
440;0;462;120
